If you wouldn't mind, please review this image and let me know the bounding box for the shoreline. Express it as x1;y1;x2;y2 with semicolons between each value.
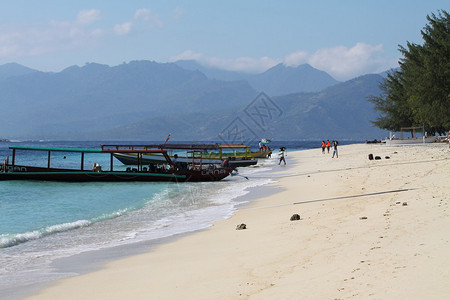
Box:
24;143;450;299
5;152;287;300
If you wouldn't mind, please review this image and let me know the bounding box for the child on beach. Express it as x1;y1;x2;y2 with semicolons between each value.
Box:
332;140;339;158
278;147;286;165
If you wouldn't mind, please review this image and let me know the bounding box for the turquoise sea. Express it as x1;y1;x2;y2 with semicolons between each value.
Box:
0;140;359;298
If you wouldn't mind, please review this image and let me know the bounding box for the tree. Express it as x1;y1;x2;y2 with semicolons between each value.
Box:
369;69;414;132
370;10;450;135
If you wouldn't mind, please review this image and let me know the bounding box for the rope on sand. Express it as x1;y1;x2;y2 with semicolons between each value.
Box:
292;188;415;205
241;188;416;211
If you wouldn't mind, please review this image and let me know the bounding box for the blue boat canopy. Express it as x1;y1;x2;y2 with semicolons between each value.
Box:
9;146;103;153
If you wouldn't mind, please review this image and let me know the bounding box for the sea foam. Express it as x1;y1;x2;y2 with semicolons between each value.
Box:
0;220;91;248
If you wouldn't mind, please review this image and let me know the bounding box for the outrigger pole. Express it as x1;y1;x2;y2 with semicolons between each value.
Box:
162;134;171;148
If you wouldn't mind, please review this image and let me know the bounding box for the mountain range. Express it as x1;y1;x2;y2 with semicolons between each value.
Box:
0;61;388;141
174;60;340;95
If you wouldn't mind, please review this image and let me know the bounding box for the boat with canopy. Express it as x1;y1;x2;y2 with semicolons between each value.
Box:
112;143;268;168
0;144;232;182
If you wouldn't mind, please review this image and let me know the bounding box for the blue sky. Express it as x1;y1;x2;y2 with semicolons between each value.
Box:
0;1;447;80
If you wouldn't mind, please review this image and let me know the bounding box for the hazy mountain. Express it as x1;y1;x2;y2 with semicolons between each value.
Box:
264;74;387;140
174;60;248;82
174;60;340;96
247;63;340;95
0;63;39;81
0;60;388;141
0;60;256;138
92;74;387;141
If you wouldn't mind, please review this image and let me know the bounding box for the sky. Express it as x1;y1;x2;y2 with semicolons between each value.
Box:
0;1;447;81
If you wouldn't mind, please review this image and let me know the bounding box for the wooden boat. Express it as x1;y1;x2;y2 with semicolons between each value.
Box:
0;145;232;182
112;143;266;168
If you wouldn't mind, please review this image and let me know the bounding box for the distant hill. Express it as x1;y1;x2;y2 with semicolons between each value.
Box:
265;74;387;140
0;63;38;81
174;60;340;96
0;60;388;141
0;60;256;138
174;60;247;82
247;63;340;96
93;74;387;141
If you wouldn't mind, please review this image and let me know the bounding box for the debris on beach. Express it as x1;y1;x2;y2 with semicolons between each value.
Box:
290;214;301;221
369;154;390;160
236;223;247;230
402;202;408;206
360;216;368;220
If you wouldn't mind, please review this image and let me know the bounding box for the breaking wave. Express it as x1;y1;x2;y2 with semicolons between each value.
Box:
0;220;91;248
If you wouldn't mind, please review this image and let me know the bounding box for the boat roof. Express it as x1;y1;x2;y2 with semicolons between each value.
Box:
10;146;104;153
8;143;251;154
9;146;168;154
101;143;250;150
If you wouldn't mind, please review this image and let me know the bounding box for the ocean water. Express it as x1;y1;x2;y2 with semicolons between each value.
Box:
0;140;359;297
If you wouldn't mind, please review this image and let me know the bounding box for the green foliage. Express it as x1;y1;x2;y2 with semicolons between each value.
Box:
370;10;450;135
369;70;413;131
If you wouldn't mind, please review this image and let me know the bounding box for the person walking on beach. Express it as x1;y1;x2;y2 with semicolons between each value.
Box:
447;130;450;148
326;140;331;153
321;141;326;154
278;147;286;165
332;140;339;158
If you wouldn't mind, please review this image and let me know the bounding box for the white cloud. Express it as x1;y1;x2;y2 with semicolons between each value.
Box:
112;8;164;36
306;43;390;80
283;51;308;66
0;10;105;59
0;31;22;57
76;9;101;26
114;22;132;35
171;43;398;81
170;50;280;73
134;8;163;28
282;43;398;80
171;50;204;61
172;7;185;20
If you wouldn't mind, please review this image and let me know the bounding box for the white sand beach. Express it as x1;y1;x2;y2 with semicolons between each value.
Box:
26;143;450;299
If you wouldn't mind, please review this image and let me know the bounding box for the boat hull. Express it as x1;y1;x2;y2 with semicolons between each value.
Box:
113;153;258;168
0;165;230;182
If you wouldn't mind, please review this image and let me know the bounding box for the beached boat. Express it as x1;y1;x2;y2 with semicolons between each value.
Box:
0;145;232;182
112;143;266;168
384;136;437;145
383;127;438;145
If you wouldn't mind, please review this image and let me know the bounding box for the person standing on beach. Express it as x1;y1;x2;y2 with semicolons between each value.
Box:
326;140;331;153
332;140;339;158
278;147;286;165
447;130;450;148
321;141;326;154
